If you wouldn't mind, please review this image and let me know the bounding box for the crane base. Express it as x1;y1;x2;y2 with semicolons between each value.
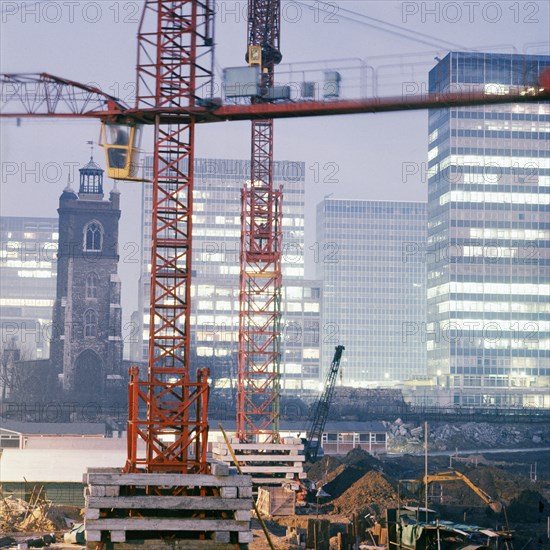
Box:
212;437;306;488
83;466;253;548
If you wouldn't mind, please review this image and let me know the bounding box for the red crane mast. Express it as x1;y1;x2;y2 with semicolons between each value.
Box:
237;0;283;442
125;0;215;473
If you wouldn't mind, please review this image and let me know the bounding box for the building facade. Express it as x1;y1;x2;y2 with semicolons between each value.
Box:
427;52;550;407
49;158;123;396
0;217;58;359
132;158;323;391
316;199;427;384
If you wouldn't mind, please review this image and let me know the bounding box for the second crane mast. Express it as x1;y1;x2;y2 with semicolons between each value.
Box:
237;0;283;442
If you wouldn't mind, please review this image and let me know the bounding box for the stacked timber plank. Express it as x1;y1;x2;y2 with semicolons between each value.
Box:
83;464;253;549
212;436;306;486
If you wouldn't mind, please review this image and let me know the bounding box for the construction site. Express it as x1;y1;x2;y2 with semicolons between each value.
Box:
1;421;550;549
1;0;550;549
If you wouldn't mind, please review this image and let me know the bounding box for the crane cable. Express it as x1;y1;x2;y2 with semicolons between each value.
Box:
292;0;467;51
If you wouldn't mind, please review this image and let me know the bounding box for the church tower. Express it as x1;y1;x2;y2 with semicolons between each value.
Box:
50;152;123;398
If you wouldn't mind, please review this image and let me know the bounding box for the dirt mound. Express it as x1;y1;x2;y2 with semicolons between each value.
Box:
330;471;399;518
323;465;365;499
342;448;383;471
305;455;343;483
319;449;385;499
507;490;549;523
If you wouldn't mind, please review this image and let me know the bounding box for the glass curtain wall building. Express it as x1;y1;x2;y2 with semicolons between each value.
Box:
0;217;58;359
427;52;550;406
316;199;427;385
132;158;323;390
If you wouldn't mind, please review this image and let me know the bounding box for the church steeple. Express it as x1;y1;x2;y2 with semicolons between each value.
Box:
79;141;104;199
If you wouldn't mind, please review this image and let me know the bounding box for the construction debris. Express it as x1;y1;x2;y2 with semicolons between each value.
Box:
0;496;65;533
385;419;550;453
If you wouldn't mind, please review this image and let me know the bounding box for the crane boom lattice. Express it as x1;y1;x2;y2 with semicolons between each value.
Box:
306;345;345;461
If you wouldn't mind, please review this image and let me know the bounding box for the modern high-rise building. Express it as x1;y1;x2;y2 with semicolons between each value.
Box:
131;158;323;390
316;199;427;384
0;216;58;359
427;52;550;407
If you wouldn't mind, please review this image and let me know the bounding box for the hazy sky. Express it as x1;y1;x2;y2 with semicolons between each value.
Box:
1;0;549;348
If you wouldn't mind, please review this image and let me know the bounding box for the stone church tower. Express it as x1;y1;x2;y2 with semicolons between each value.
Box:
50;155;123;398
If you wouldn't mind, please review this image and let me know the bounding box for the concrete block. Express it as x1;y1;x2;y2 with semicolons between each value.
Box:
220;486;238;498
84;508;100;520
235;510;251;521
104;486;120;497
210;461;229;476
110;531;126;542
85;530;102;542
89;486;106;497
238;531;254;543
213;531;230;543
239;486;253;498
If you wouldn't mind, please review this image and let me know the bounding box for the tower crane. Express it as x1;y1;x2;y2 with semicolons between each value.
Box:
2;2;550;479
304;345;345;462
237;0;283;443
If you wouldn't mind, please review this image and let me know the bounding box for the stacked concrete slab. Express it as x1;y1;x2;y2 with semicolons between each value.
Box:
212;436;306;486
83;464;253;549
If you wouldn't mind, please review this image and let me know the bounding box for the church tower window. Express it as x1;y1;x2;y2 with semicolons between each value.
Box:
84;309;98;338
84;221;103;251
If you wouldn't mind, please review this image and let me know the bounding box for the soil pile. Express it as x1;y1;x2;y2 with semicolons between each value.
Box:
342;448;383;471
507;490;549;523
330;471;399;517
320;449;385;500
305;455;343;484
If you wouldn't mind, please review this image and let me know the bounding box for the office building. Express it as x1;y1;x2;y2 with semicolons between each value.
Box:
0;216;58;359
316;198;427;384
132;158;322;390
427;52;550;406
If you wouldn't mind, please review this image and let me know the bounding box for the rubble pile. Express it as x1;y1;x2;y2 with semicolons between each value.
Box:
386;419;550;453
0;496;68;533
330;471;399;518
385;418;425;453
331;387;405;419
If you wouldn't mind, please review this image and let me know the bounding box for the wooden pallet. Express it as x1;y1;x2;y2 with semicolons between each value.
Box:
83;465;253;548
